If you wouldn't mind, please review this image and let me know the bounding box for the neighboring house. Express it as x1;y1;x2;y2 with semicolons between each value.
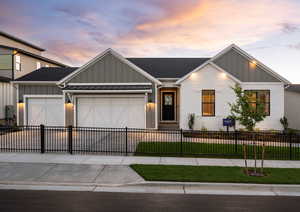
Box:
13;44;296;130
0;31;67;123
285;85;300;130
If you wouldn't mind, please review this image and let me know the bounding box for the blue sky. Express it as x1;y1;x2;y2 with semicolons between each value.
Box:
1;0;300;83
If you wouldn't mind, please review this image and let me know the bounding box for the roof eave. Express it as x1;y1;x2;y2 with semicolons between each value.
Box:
0;31;45;51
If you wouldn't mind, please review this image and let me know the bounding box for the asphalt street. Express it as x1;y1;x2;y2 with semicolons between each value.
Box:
0;190;299;212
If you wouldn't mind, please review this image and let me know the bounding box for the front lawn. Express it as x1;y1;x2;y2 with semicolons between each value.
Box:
134;142;300;160
131;164;300;184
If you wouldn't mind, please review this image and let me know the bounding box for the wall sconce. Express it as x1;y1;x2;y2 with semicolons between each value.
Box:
250;60;257;69
190;72;197;79
148;95;153;103
65;99;73;107
220;72;227;79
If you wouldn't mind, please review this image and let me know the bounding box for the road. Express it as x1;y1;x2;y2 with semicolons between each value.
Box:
0;190;299;212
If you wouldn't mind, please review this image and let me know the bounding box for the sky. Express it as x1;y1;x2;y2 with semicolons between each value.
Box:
1;0;300;83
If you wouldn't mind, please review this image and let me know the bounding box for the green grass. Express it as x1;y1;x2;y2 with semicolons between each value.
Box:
131;164;300;184
134;142;300;160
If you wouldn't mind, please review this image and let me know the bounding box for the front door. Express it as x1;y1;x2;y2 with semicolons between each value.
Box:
162;92;175;121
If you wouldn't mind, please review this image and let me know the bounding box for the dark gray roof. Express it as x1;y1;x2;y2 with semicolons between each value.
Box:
0;31;45;51
15;58;210;82
63;85;152;90
127;58;210;78
286;85;300;93
0;76;11;83
0;45;68;67
15;67;78;81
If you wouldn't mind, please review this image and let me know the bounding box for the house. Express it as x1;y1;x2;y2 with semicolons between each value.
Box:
13;44;297;130
0;31;67;124
285;85;300;129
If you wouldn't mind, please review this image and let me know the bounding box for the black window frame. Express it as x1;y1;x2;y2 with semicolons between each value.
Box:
202;90;215;117
245;90;270;116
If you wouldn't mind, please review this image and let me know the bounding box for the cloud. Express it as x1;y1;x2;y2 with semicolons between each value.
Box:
288;43;300;50
42;40;100;66
1;0;300;66
281;23;299;33
117;0;300;55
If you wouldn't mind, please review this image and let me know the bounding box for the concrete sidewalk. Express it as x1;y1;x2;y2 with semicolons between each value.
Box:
0;153;299;168
0;161;300;196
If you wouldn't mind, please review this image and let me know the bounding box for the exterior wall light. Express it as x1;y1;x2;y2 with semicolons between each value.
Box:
221;73;227;79
190;72;197;79
250;60;257;69
148;95;153;103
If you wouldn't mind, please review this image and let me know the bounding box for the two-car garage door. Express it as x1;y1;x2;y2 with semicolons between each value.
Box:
76;96;146;128
25;95;146;128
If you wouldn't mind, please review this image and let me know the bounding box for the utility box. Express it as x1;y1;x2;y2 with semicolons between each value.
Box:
5;105;14;119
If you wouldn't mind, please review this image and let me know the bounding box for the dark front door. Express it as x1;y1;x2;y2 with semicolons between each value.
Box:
162;92;175;121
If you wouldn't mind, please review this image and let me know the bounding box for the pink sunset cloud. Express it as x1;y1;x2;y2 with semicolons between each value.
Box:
117;0;300;55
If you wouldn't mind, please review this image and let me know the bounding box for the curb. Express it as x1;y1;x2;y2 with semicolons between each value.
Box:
0;181;300;196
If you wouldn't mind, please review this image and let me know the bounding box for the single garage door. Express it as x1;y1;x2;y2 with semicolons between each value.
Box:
26;97;64;126
76;96;145;128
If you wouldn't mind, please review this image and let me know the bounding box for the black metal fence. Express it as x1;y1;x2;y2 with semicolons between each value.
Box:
0;125;299;160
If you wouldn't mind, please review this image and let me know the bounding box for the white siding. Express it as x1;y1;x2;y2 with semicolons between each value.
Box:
0;82;14;119
179;64;284;130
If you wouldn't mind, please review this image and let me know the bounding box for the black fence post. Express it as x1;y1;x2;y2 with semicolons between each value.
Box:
68;125;73;155
40;124;45;154
180;129;183;156
289;133;292;160
234;130;238;154
125;127;128;156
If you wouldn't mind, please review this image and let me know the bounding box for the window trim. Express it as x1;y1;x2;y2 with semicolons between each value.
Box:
202;89;215;117
36;61;41;69
15;55;21;71
245;90;270;116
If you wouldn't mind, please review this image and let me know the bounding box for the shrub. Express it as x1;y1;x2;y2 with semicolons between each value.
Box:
188;113;195;130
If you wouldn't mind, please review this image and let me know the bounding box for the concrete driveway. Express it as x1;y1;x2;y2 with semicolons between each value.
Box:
0;162;144;186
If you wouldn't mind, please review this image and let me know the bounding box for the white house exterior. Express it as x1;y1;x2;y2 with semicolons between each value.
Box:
179;63;285;130
13;44;297;131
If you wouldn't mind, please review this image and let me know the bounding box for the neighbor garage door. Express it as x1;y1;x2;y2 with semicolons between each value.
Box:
76;96;145;128
26;97;64;126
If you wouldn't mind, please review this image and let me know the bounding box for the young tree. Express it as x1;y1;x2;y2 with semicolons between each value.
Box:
229;84;267;131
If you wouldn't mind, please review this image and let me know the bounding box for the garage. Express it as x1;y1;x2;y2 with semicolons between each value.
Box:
76;96;146;128
26;96;64;126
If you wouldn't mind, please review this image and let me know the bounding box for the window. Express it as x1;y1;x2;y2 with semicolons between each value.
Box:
36;62;41;69
0;55;12;70
245;90;270;116
202;90;215;116
15;55;21;71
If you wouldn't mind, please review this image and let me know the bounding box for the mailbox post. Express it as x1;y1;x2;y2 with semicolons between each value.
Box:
223;118;235;132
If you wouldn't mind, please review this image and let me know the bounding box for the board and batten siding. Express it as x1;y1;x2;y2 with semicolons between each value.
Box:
285;90;300;130
18;84;63;125
68;53;150;83
213;48;280;82
0;82;14;119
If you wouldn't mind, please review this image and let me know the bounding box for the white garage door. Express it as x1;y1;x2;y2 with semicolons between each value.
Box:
26;97;64;126
77;96;145;128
